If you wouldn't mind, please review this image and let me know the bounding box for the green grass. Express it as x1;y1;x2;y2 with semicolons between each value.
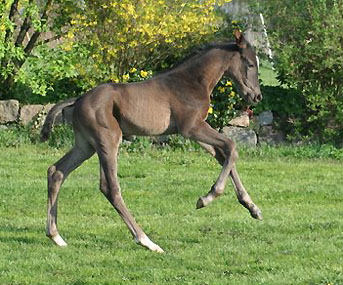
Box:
1;144;343;284
259;60;279;86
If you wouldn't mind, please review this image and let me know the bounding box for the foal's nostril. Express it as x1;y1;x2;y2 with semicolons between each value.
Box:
255;94;263;102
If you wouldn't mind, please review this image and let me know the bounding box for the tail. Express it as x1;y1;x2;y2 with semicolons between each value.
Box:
40;97;78;142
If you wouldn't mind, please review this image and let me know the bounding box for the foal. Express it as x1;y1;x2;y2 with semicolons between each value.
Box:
42;30;262;252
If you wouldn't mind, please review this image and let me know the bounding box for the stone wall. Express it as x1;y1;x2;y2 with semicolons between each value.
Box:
0;99;283;146
0;99;71;128
221;110;284;147
0;100;19;124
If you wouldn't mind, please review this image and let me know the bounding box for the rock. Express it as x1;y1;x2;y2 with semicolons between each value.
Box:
43;104;55;113
228;112;250;127
0;125;8;130
258;126;285;145
20;104;44;125
222;126;257;147
258;110;273;126
0;100;19;123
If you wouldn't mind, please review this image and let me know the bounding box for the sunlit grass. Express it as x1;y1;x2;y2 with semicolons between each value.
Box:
259;59;279;86
0;145;342;284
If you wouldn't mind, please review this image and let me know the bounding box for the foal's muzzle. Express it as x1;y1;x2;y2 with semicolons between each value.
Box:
254;93;263;103
247;93;263;104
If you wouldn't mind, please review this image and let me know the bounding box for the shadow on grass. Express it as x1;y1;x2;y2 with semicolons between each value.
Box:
0;225;43;245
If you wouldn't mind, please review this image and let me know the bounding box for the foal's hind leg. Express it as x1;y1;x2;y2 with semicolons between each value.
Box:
95;122;164;253
197;141;262;220
46;136;94;246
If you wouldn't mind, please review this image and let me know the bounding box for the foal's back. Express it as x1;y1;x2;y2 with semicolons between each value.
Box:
74;79;178;137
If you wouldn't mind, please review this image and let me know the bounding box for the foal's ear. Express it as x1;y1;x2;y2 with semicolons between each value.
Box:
234;29;247;49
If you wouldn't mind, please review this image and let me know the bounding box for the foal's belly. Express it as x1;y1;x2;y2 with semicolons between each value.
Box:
119;112;176;136
116;95;176;136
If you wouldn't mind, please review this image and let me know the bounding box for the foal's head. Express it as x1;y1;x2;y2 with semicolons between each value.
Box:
225;30;262;104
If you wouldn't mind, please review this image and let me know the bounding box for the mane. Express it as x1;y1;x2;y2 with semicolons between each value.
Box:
160;42;239;74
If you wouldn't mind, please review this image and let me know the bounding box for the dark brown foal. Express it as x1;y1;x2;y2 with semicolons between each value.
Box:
43;30;262;252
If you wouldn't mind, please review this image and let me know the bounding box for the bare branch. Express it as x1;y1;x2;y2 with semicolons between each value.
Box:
23;0;53;55
13;0;54;70
1;0;20;68
15;16;31;47
9;0;19;19
14;0;35;47
4;0;20;41
39;35;62;46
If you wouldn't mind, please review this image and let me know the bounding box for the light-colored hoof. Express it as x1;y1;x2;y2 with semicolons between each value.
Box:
196;195;213;209
250;205;263;220
49;234;68;247
136;235;164;253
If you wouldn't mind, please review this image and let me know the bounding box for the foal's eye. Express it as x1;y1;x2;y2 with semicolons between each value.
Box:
244;59;254;68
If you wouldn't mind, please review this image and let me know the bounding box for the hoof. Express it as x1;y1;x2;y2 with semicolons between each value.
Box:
151;245;164;253
136;235;164;253
250;206;263;220
49;234;67;247
196;197;206;209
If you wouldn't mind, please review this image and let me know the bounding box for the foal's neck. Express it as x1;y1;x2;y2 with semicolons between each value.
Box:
190;48;235;94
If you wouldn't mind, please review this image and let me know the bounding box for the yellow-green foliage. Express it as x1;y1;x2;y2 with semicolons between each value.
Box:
207;78;242;130
1;0;231;100
65;0;232;83
0;0;81;98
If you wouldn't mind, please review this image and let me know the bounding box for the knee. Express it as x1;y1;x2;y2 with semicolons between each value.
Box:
54;171;64;182
231;148;239;161
47;165;56;177
48;166;64;185
223;140;238;161
179;127;192;139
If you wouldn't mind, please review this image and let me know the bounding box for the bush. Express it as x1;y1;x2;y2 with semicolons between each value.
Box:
1;1;232;102
46;124;74;148
207;77;242;130
253;0;343;145
254;85;308;142
64;0;232;86
0;126;31;147
0;123;74;149
13;45;84;104
240;143;343;161
0;0;83;99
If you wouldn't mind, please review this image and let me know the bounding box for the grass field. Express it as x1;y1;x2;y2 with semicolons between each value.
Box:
259;60;279;86
0;144;343;284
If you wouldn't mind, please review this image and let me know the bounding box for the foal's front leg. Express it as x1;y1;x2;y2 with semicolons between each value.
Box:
197;141;262;220
183;121;237;208
230;166;262;220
